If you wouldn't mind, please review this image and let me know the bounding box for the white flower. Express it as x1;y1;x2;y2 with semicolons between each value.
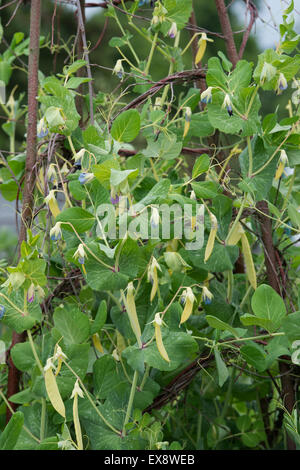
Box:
71;379;84;399
44;189;57;204
154;312;163;326
202;286;213;305
222;94;233;116
113;59;124;79
168;22;177;39
73;244;86;265
277;73;288;93
260;63;277;84
200;87;213;104
150;206;160;228
73;148;86;163
50;222;62;241
44;358;55;372
54;345;67;362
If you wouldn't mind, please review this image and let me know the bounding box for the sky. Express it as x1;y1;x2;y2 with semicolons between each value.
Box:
231;0;300;50
82;0;300;50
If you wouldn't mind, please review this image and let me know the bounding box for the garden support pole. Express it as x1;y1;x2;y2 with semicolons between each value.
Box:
6;0;41;423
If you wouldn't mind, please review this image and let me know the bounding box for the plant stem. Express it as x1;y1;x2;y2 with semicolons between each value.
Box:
123;370;139;435
225;197;246;244
247;136;253;177
145;32;158;76
27;329;44;375
40;397;46;441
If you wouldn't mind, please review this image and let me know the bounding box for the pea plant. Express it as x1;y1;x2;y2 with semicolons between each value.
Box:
0;0;300;451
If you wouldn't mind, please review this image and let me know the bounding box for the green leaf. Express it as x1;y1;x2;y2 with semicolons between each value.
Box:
206;315;240;338
214;348;229;387
56;207;95;233
240;341;267;372
0;411;24;450
53;304;90;345
191;181;220;199
111;110;141;142
240;314;274;332
0;288;42;333
123;332;198;372
22;258;47;286
239;137;277;200
251;284;286;332
192;154;210;178
282;311;300;342
11;341;40;371
188;112;214;138
0;61;12;85
93;355;127;399
63;59;87;76
91;300;107;334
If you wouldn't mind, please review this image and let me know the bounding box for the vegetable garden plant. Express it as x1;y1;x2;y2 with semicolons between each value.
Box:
0;0;300;451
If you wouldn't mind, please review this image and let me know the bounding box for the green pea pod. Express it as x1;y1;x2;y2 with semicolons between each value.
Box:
0;411;24;450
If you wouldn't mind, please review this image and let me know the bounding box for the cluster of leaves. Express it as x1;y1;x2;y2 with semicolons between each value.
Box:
0;0;300;451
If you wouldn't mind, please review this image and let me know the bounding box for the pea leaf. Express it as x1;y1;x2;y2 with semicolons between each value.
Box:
111;110;141;142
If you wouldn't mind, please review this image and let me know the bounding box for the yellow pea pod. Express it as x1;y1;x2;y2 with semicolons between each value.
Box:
117;330;126;354
44;367;65;418
195;37;207;65
180;297;194;325
48;198;60;218
126;283;142;346
73;393;83;450
183;107;191;138
150;265;158;302
154;321;170;363
275;161;285;180
226;221;243;246
36;167;45;195
204;213;218;263
55;357;63;377
241;232;257;290
92;333;104;353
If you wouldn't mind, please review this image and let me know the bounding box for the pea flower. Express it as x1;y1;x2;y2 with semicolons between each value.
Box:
78;172;94;185
44;190;60;218
50;222;62;241
260;62;277;85
275;149;288;180
150;206;160;228
195;33;214;65
110;190;120;205
200;87;213;104
73;244;86;265
202;285;213;305
183;106;192;138
47;164;58;186
112;349;120;362
37;117;48;138
71;379;84;399
168;22;177;39
74;148;86;163
0;305;5;319
276;73;288;94
147;256;161;302
190;190;197;200
204;212;218;263
222;94;233;116
180;287;196;324
27;283;35;304
113;59;124;79
153;313;170;363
